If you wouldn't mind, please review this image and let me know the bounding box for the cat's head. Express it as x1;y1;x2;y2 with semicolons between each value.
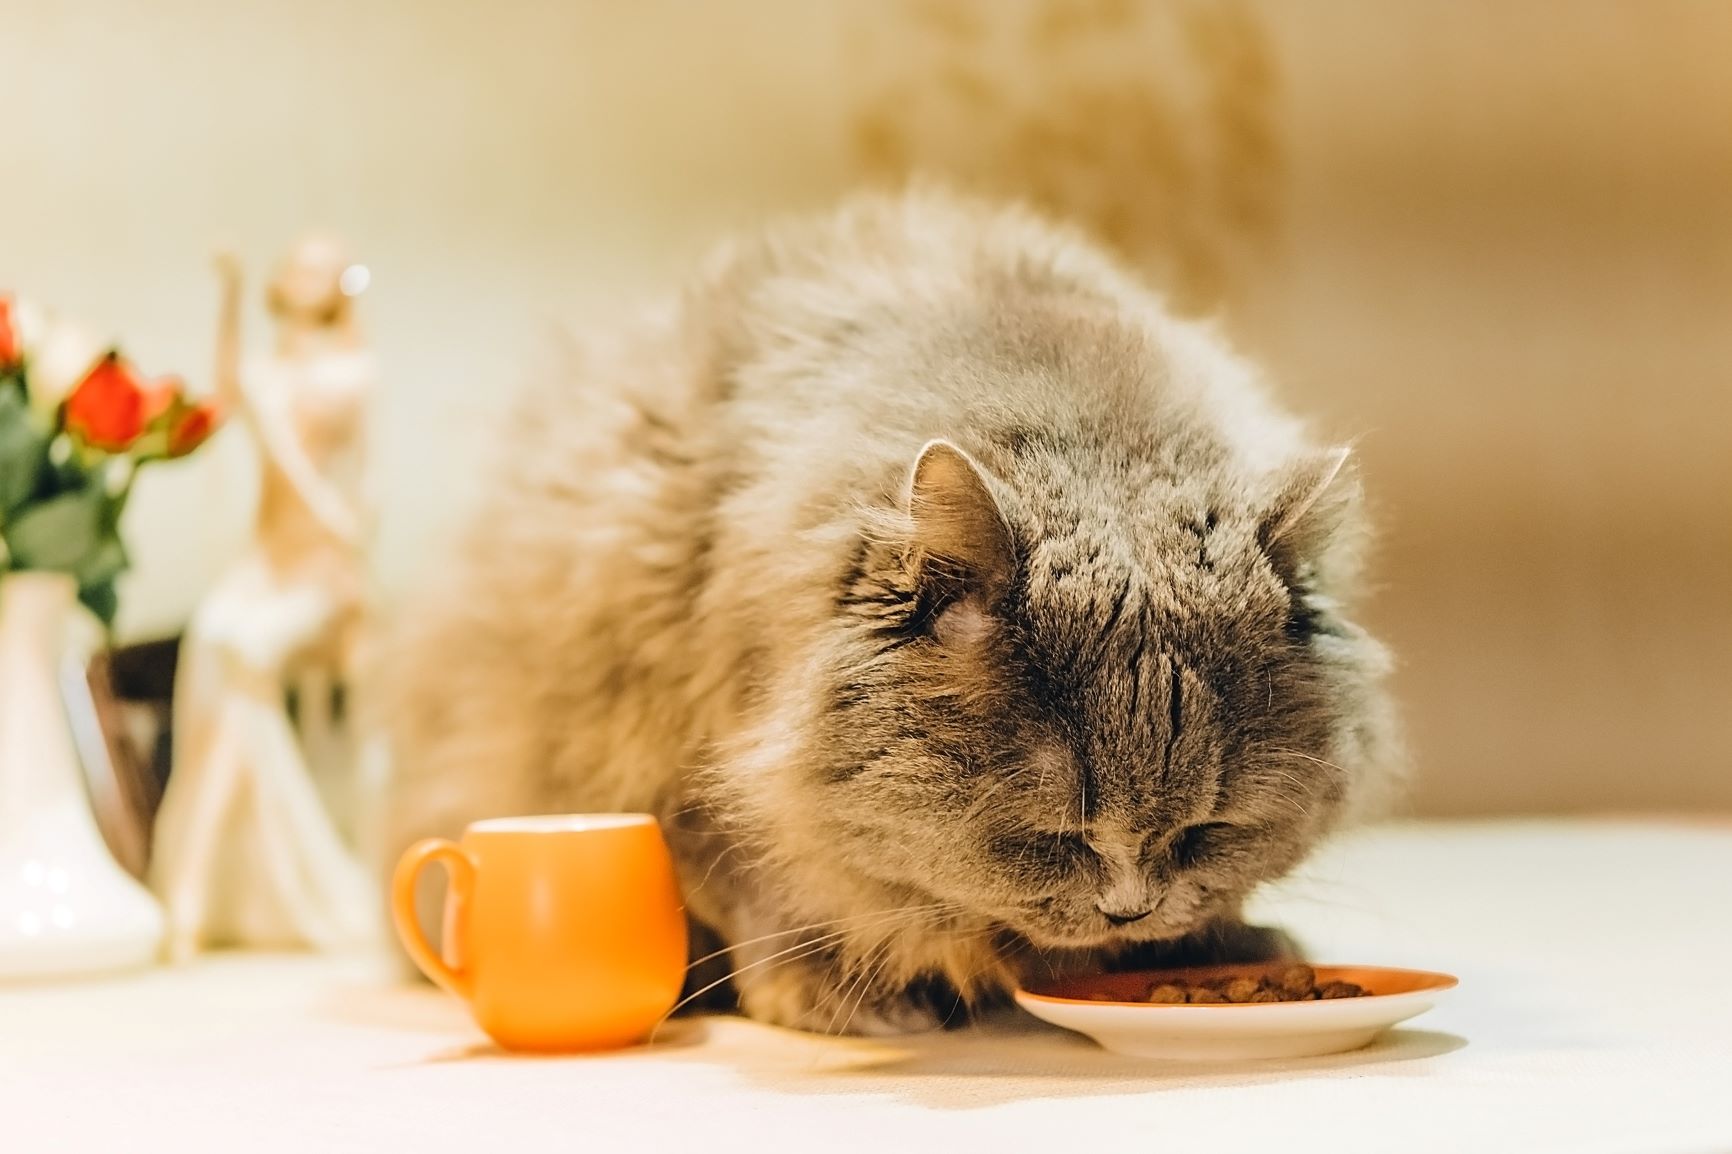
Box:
806;438;1394;950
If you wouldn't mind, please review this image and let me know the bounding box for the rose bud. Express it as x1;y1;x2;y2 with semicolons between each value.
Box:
167;399;222;457
64;352;151;451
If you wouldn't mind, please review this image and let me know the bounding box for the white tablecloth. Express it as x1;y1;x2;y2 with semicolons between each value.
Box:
4;820;1730;1154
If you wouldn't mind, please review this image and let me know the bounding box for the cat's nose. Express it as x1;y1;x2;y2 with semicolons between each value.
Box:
1098;904;1152;926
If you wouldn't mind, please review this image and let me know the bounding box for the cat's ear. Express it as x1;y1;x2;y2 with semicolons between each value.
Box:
1257;447;1356;578
904;439;1015;602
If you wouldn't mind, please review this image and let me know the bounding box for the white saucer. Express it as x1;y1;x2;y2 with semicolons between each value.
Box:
1015;963;1457;1061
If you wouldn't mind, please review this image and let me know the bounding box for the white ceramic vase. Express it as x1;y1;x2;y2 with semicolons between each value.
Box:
0;571;164;978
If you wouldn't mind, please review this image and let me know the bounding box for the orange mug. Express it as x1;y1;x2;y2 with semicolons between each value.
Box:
392;814;688;1052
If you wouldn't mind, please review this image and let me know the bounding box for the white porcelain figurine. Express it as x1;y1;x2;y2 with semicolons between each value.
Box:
149;236;380;959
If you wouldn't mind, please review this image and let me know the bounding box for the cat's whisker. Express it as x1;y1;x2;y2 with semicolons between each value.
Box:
659;798;712;822
1245;760;1316;790
1269;747;1351;776
809;954;858;1027
826;939;889;1035
670;903;958;1037
684;840;749;896
821;905;975;1033
937;951;1001;1029
657;930;856;1033
682;903;956;975
1242;770;1312;800
810;912;940;1031
729;905;956;985
958;765;1031;826
834;939;899;1037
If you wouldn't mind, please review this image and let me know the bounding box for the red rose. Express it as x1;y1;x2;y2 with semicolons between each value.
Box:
0;296;18;366
167;399;222;457
64;352;151;450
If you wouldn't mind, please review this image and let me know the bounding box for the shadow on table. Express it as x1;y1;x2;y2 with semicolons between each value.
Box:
411;1020;715;1064
330;978;1464;1106
319;979;717;1064
678;1014;1467;1110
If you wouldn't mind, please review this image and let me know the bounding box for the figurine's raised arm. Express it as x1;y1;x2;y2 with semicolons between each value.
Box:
209;250;360;546
211;249;249;426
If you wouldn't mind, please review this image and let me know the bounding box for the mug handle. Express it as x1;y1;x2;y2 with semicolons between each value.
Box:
392;838;477;999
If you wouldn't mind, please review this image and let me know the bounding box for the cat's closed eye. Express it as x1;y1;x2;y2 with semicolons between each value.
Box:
1171;822;1236;869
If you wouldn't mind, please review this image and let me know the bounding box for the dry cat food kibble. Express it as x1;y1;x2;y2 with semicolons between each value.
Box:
1095;965;1370;1004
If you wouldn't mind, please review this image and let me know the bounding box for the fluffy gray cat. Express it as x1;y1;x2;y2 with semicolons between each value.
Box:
380;188;1400;1034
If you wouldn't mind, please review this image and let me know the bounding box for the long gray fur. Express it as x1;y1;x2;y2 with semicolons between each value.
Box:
378;188;1402;1034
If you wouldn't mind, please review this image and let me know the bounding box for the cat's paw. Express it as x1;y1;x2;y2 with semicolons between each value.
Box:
835;991;949;1037
735;956;945;1036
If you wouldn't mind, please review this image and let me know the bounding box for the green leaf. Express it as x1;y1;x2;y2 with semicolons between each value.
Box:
4;485;107;570
79;578;118;628
74;533;128;590
0;384;47;515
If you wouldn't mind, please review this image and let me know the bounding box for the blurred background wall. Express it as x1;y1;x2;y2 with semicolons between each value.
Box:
4;0;1728;815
